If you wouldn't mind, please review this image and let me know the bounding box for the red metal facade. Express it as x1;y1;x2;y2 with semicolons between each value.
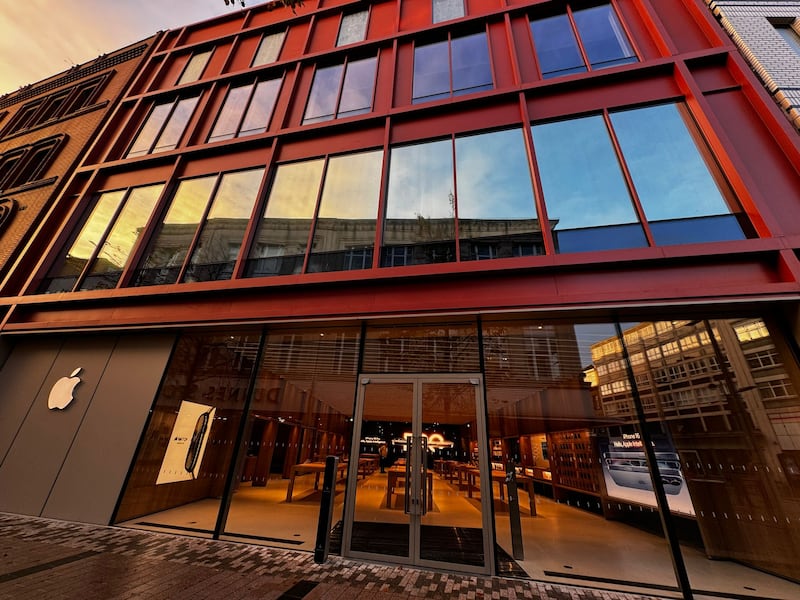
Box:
1;0;800;333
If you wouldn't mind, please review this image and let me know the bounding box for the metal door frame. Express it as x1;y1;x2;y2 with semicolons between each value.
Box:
342;373;494;575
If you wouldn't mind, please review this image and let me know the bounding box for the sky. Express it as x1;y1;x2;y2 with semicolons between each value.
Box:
0;0;248;96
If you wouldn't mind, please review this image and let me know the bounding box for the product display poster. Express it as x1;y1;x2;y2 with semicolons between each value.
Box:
600;431;695;516
156;400;216;485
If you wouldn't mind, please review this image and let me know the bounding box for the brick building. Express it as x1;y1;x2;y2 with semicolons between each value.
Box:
0;37;160;281
706;0;800;129
1;1;800;599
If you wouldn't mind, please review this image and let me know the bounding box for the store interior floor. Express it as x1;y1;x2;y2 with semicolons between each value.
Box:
119;469;800;600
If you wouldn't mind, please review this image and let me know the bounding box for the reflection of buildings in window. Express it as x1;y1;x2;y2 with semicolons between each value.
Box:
590;319;800;577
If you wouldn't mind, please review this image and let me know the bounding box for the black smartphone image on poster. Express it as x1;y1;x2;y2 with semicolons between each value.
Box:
185;411;211;475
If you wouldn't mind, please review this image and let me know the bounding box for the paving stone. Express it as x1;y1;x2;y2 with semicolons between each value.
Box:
0;513;669;600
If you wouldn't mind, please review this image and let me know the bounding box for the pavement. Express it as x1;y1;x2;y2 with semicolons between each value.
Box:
0;512;668;600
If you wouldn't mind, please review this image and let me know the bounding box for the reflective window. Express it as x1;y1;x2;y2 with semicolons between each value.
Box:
337;11;369;46
456;129;543;260
776;22;800;57
184;169;265;283
303;56;377;124
208;77;281;142
177;49;213;85
126;96;200;157
252;30;286;66
413;33;492;103
572;5;636;69
530;14;585;78
531;4;636;79
307;150;383;273
41;184;164;293
532;115;646;253
245;160;325;277
382;139;455;266
133;169;264;286
433;0;465;23
609;103;744;245
80;185;164;290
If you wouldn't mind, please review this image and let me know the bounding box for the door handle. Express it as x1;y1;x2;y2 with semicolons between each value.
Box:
404;435;412;514
421;436;428;515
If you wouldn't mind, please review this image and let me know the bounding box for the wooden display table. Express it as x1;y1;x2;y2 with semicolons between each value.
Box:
385;466;434;508
285;461;347;502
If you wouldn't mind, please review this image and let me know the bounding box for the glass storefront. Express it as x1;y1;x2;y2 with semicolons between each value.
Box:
115;314;800;598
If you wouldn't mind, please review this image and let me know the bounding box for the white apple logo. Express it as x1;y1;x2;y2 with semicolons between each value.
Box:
48;367;82;410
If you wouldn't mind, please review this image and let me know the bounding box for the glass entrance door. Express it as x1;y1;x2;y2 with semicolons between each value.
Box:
343;375;492;574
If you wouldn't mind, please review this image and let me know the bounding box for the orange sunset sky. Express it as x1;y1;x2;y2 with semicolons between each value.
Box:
0;0;247;96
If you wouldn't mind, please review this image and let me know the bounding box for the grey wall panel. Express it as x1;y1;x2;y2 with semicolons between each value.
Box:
0;338;61;469
42;334;175;524
0;336;117;515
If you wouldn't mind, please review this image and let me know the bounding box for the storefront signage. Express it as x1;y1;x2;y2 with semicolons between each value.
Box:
48;368;82;410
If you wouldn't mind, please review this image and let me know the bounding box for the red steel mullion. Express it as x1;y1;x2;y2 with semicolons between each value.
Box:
175;171;226;284
371;117;392;270
602;109;656;247
118;156;185;289
519;94;556;257
451;134;461;262
232;138;279;279
300;155;330;274
72;188;135;292
566;6;591;72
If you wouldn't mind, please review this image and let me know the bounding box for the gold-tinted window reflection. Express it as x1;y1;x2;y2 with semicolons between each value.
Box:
42;190;126;292
245;159;324;277
184;168;264;283
307;150;382;273
133;176;216;286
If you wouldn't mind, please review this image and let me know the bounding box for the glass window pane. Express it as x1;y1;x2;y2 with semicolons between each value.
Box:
177;49;212;85
777;24;800;56
153;96;199;153
483;319;678;590
308;150;383;273
451;33;492;95
133;176;217;286
42;190;126;292
184;169;264;283
532;114;645;253
246;159;324;277
620;318;800;598
114;332;259;534
337;11;368;46
239;78;281;136
338;57;377;118
303;65;344;124
81;184;164;291
455;129;543;261
208;83;254;143
573;5;636;69
413;40;451;103
382;139;456;266
432;0;465;23
252;30;286;66
610;104;732;221
127;103;173;157
530;14;586;78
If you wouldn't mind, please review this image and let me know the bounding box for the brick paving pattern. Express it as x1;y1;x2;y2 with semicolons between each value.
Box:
0;513;667;600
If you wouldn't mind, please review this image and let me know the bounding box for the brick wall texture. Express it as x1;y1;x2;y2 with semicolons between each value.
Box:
707;0;800;130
